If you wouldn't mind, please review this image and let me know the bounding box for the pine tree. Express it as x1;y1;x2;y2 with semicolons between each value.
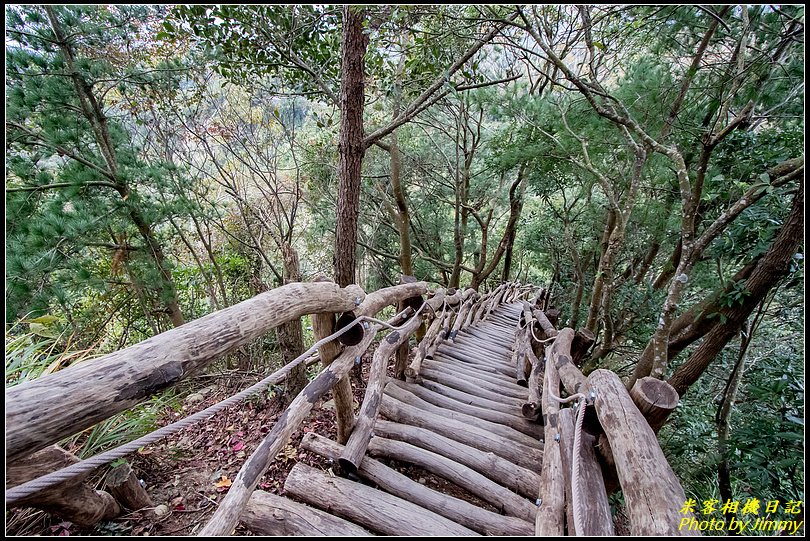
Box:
6;6;186;330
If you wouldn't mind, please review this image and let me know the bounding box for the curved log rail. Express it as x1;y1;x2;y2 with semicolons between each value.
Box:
7;280;697;537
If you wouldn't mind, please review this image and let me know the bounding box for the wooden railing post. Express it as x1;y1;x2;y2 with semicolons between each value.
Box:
588;369;698;536
312;277;358;444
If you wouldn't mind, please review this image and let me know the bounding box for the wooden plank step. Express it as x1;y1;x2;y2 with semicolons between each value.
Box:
284;463;478;536
380;394;543;471
367;436;536;521
384;381;538;448
420;378;526;417
385;379;541;438
374;420;541;500
300;433;533;536
419;369;524;407
243;490;371;536
420;367;526;400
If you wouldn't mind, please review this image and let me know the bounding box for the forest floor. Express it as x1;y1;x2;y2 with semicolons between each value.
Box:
7;346;631;536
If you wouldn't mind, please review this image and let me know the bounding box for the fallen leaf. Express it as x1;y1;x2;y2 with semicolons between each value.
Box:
231;441;245;452
214;476;232;488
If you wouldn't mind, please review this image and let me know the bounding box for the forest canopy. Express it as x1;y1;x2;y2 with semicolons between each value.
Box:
5;4;804;535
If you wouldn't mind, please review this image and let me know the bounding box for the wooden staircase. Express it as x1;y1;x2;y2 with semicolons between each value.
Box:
242;302;541;536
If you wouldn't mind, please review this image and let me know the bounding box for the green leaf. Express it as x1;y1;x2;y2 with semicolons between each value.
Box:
25;314;60;325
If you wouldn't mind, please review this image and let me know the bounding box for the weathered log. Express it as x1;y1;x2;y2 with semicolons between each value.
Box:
535;347;565;536
419;366;526;400
425;355;519;386
630;377;679;433
557;408;577;534
340;316;422;474
354;281;428;318
576;429;614;535
106;462;153;510
379;393;541;471
462;298;481;328
483;285;508;320
405;308;446;383
533;309;559;338
384;382;538;448
513;327;530;387
551;328;588;396
419;378;526;416
301;432;532;536
588;369;698;536
6;446;120;527
429;311;453;354
418;367;524;407
435;344;514;371
6;281;365;461
200;328;377;536
571;327;596;367
522;347;544;420
462;327;512;347
448;291;477;341
367;436;535;522
394;284;436;379
392;274;430;380
440;340;514;364
373;419;541;500
243;490;371;536
284;463;478;536
424;357;524;391
435;346;515;375
312;280;356;445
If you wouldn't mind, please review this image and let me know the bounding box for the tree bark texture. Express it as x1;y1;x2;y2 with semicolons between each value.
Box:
334;5;369;286
6;281;365;462
667;179;802;396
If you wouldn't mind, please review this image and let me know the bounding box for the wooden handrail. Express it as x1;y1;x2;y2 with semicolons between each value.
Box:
5;281;365;462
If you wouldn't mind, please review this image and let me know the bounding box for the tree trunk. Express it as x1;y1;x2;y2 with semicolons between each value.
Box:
476;165;527;287
631;259;758;387
278;243;307;405
334;5;369;287
585;209;617;332
668;179;802;396
389;48;413;277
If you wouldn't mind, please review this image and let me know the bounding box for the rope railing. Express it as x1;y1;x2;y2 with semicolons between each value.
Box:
6;304;423;505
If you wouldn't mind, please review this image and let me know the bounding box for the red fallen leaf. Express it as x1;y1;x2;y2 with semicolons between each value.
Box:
174;504;186;511
302;427;312;433
232;441;245;451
